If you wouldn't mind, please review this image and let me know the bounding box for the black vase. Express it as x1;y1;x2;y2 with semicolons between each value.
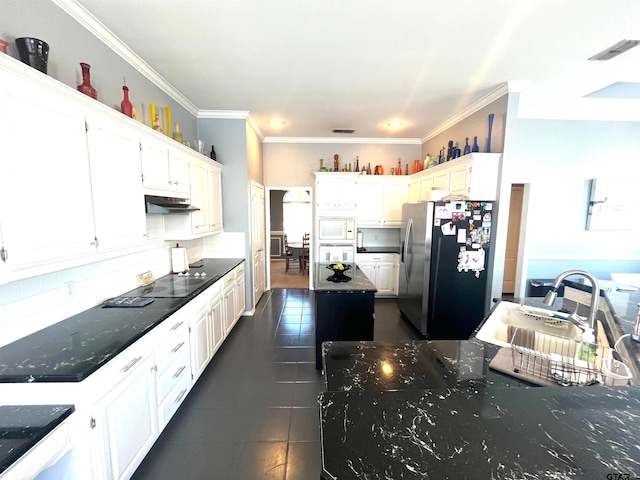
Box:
15;37;49;74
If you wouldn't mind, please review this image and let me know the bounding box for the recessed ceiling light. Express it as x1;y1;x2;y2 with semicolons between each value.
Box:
387;121;404;128
588;39;640;61
270;120;284;127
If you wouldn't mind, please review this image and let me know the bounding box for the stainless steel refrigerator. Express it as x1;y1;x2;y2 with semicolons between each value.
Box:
398;201;496;338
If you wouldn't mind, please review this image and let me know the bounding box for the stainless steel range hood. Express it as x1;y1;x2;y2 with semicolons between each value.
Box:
145;195;200;214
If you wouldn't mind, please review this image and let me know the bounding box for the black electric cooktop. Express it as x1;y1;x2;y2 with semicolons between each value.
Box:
126;273;219;298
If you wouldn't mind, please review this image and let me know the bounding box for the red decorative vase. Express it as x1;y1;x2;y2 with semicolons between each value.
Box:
77;62;97;99
0;39;8;54
120;85;133;117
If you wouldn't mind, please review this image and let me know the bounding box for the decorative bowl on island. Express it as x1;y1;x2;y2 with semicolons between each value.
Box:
326;263;352;277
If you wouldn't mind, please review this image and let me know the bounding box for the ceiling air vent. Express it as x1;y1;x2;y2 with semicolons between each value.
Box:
332;129;356;134
588;39;640;61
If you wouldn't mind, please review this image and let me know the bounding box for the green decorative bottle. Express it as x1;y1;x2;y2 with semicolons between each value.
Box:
172;122;183;144
319;159;328;172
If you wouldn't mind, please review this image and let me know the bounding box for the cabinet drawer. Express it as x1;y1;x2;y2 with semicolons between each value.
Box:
158;373;191;430
356;253;399;263
95;335;153;385
155;325;190;376
156;349;191;404
224;272;235;288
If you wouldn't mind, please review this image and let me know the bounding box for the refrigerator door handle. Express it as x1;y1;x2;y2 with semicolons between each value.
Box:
404;218;413;283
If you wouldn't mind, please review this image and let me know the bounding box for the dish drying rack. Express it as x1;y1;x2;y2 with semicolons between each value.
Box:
509;327;631;387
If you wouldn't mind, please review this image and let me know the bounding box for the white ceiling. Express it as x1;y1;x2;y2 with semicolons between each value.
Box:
74;0;640;140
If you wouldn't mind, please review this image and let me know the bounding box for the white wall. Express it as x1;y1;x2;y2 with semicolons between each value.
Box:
510;118;640;279
263;142;421;187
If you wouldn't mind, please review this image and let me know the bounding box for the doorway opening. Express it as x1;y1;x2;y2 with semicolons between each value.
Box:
266;187;312;289
502;184;524;294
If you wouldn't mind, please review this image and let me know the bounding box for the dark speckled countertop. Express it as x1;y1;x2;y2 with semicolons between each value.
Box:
320;285;640;479
0;258;243;383
0;404;74;476
313;263;377;292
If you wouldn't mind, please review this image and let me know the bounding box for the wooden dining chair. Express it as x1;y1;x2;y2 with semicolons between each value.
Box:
284;234;299;273
301;233;310;273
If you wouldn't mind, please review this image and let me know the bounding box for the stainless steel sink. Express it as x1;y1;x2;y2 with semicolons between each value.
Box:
475;301;609;349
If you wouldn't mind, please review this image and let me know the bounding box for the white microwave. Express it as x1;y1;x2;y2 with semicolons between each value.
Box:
318;218;355;241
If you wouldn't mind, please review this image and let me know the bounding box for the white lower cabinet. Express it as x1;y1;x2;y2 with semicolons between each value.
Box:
357;253;399;297
234;266;246;320
189;300;211;383
90;341;157;480
223;274;236;337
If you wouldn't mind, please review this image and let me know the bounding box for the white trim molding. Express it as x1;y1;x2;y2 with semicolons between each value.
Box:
53;0;199;116
262;136;422;145
420;82;528;143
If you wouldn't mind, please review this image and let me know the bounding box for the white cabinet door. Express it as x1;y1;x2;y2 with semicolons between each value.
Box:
189;304;211;382
94;355;157;480
168;149;191;196
382;182;407;225
433;170;450;190
407;181;420;203
0;76;96;273
376;262;397;296
189;159;211;235
208;164;224;233
210;293;224;354
234;270;246;320
449;161;472;197
356;181;382;225
315;174;358;209
357;262;376;285
223;281;235;337
86;111;147;254
140;137;172;194
419;175;435;200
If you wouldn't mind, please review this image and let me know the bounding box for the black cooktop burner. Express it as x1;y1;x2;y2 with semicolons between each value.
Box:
327;274;351;283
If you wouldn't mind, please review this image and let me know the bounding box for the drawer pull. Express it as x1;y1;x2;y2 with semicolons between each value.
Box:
170;321;184;331
173;365;187;379
171;342;185;353
175;388;188;404
121;356;143;372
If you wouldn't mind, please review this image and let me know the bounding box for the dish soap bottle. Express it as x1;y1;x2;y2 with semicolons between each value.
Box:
578;328;596;362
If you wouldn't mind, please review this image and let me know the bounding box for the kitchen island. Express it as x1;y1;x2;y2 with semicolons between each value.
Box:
319;283;640;479
313;263;377;369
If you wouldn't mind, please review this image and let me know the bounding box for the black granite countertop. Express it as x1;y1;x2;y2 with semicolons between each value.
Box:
0;258;243;383
313;263;377;292
322;340;532;391
356;247;401;254
0;404;74;475
320;385;640;479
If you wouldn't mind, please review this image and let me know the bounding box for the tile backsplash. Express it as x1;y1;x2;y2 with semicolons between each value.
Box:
0;216;236;347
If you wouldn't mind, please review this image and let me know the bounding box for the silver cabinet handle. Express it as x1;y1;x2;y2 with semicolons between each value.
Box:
171;342;185;353
170;321;184;331
167;180;173;185
172;365;187;379
121;356;143;372
175;388;188;404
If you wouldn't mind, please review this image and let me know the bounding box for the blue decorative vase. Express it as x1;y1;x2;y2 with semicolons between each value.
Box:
471;136;480;153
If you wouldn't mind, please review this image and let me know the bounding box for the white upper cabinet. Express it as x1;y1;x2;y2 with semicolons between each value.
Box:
356;176;408;226
0;68;96;275
164;157;223;240
140;136;190;198
85;111;147;254
408;153;500;201
315;172;359;210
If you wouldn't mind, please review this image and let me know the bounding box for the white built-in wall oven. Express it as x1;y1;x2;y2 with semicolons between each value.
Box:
318;244;355;263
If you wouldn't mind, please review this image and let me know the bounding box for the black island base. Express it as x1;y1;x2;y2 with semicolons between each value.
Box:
313;263;377;369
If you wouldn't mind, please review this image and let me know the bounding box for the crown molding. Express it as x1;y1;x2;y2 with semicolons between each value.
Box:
262;137;422;145
197;110;250;119
53;0;199;116
421;82;512;143
197;110;264;141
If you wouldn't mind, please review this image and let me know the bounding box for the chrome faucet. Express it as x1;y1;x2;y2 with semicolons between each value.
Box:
543;269;601;333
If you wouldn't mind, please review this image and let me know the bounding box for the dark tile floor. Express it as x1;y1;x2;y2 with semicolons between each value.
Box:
132;289;420;480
